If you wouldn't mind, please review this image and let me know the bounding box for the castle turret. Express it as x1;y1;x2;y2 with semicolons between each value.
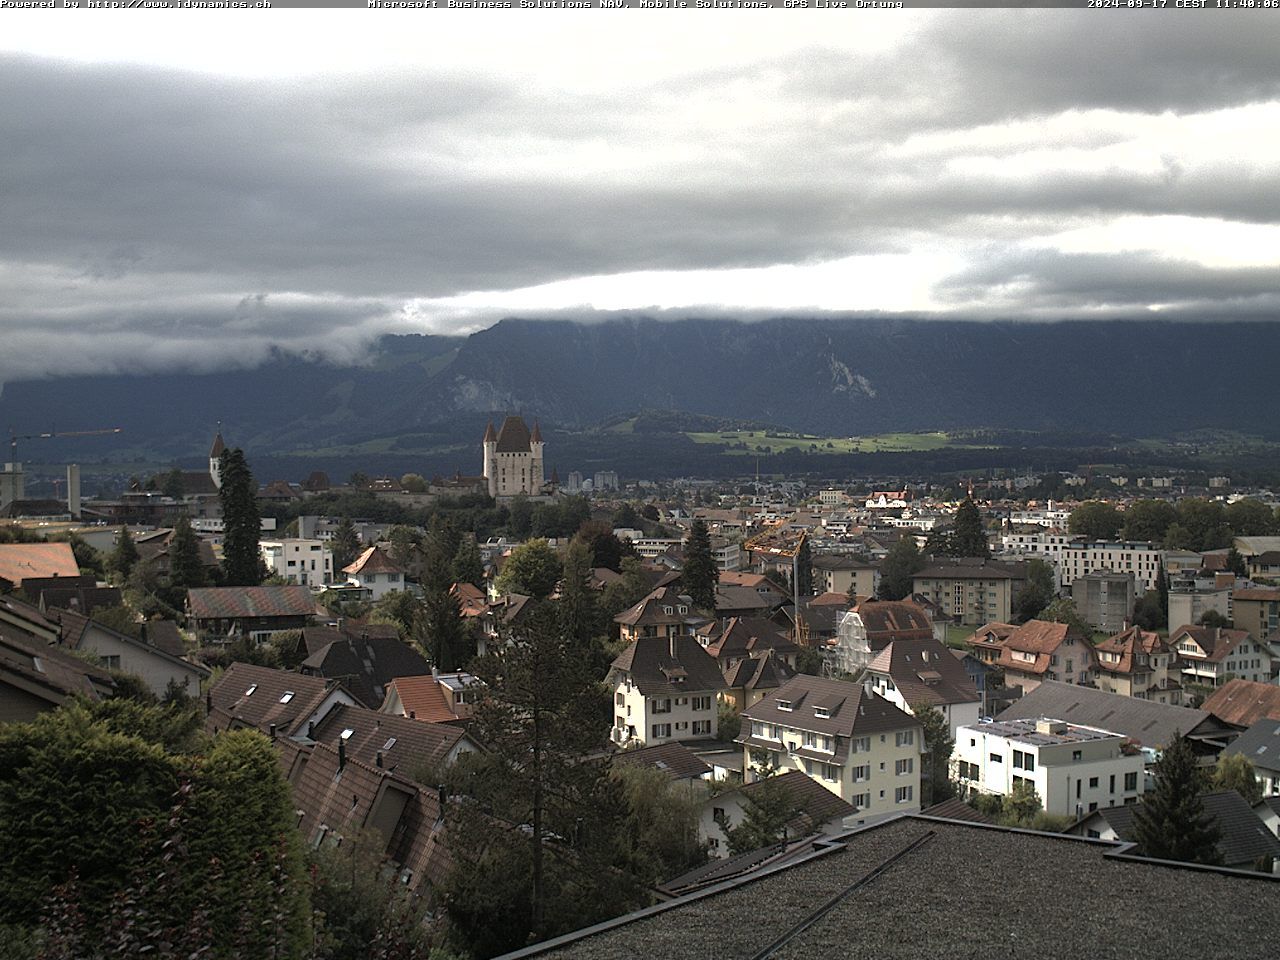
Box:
530;420;545;493
482;421;497;497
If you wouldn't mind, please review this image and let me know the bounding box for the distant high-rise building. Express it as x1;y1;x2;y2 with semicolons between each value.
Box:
566;471;583;494
593;470;619;492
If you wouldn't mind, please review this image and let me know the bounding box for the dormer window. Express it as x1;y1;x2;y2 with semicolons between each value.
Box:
815;706;831;719
777;699;793;712
663;606;673;615
678;605;688;614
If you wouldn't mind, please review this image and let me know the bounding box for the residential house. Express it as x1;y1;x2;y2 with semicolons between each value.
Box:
718;572;790;610
1093;625;1182;705
614;587;705;646
1170;625;1273;689
1071;570;1135;633
737;674;922;819
1254;796;1280;837
612;741;714;787
261;538;333;587
0;542;80;588
342;546;406;601
380;672;482;725
713;585;774;619
1246;552;1280;582
1066;790;1280;871
21;575;122;619
53;609;209;699
964;621;1018;666
987;619;1094;694
954;717;1145;817
865;638;981;739
997;680;1235;761
0;627;114;722
1232;588;1280;644
794;593;851;647
187;585;318;644
809;555;879;600
829;600;934;676
700;770;857;858
912;558;1028;626
476;592;533;656
134;528;220;581
698;617;798;673
308;702;479;780
299;633;432;709
205;662;355;739
607;634;726;747
1221;719;1280;796
1201;679;1280;730
721;650;796;713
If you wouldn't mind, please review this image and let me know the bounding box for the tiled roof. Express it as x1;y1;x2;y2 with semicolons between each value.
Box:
187;585;317;621
807;592;852;607
0;542;79;585
301;635;431;709
384;675;462;724
206;662;334;737
494;415;533;453
0;625;115;706
703;617;797;662
610;635;726;698
713;585;773;612
915;558;1026;581
614;587;692;628
1169;626;1253;664
850;600;934;642
1201;679;1280;729
310;702;470;777
866;638;980;708
52;609;208;677
1221;717;1280;774
1074;790;1280;868
997;679;1227;749
921;797;996;825
740;675;918;746
343;545;404;577
723;650;795;693
990;619;1089;676
142;620;186;658
740;770;855;834
1094;625;1170;677
613;742;712;782
810;555;877;571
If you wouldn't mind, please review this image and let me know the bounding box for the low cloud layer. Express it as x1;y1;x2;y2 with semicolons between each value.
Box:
0;12;1277;387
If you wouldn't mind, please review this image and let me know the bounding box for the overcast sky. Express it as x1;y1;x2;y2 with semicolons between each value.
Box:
1;11;1277;386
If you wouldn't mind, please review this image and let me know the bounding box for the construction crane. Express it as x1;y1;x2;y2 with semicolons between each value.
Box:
8;426;124;463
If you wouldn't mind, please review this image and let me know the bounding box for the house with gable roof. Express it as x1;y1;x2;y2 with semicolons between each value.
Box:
205;662;357;740
737;674;922;818
608;633;725;747
1171;625;1274;689
829;599;934;676
342;545;406;601
614;586;707;646
985;619;1095;694
866;637;981;739
1093;625;1182;704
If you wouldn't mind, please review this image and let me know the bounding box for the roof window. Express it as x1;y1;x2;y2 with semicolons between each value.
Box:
244;684;258;696
383;737;397;751
279;691;294;704
340;728;355;741
815;706;831;719
777;699;793;712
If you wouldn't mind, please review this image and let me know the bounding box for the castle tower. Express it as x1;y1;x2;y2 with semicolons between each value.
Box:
530;420;545;494
209;426;227;490
482;421;498;498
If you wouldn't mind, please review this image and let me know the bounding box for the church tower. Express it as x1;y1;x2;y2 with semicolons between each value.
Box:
482;421;498;497
209;426;227;490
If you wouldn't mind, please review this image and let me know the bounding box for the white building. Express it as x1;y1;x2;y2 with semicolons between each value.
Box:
342;545;406;601
482;416;546;499
866;638;982;741
608;634;725;747
954;717;1145;818
261;538;333;587
1057;541;1163;594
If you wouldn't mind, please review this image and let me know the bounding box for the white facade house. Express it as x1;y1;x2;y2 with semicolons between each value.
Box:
261;539;333;587
954;718;1146;818
865;638;982;741
608;634;725;747
342;546;406;602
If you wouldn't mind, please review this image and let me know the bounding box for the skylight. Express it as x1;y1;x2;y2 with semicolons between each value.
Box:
245;684;258;696
340;728;354;740
383;737;397;751
280;691;294;703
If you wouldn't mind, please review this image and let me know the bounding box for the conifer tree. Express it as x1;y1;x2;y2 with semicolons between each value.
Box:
330;517;361;573
168;515;204;590
950;498;989;558
879;536;925;601
217;449;262;587
109;527;140;584
1133;733;1221;865
682;519;717;612
451;535;485;588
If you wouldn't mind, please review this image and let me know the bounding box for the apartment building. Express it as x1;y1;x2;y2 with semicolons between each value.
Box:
737;675;922;822
912;559;1027;627
1092;626;1182;705
1231;588;1280;643
1071;570;1135;633
1057;541;1162;594
260;538;333;587
1170;626;1275;688
954;717;1145;817
810;554;880;598
608;634;725;747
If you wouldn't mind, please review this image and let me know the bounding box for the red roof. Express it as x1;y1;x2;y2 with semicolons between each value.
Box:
384;675;461;724
0;542;79;586
1201;679;1280;728
343;545;404;577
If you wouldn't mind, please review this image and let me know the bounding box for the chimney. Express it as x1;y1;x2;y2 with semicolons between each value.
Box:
338;739;346;771
307;720;316;739
268;723;277;741
206;691;213;712
376;751;383;769
409;710;416;720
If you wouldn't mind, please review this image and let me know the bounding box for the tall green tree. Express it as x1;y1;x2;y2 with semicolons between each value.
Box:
878;536;925;601
218;448;262;587
1013;558;1055;623
168;514;204;590
611;765;707;888
442;604;639;955
494;538;562;599
330;517;361;573
1068;501;1123;541
417;582;473;671
1133;734;1221;865
387;525;421;570
571;520;627;574
1174;499;1231;552
914;703;956;806
599;558;655;625
109;527;140;584
949;498;989;558
794;537;813;597
557;538;605;656
1225;498;1275;537
451;535;486;587
682;519;717;612
725;777;800;855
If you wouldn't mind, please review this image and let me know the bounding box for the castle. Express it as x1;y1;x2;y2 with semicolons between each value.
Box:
482;416;545;498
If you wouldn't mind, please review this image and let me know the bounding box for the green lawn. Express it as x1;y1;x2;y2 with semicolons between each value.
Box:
685;430;991;456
